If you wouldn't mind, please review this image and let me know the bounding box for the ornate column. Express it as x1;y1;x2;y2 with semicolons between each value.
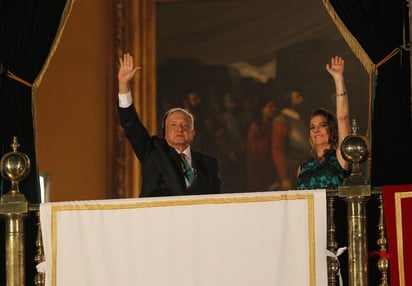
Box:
339;119;371;286
327;194;339;285
0;137;31;286
376;192;389;286
110;0;157;198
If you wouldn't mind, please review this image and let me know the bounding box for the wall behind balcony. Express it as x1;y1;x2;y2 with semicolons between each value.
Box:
36;0;111;201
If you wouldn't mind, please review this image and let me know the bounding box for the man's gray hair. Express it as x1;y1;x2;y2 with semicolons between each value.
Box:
163;107;195;130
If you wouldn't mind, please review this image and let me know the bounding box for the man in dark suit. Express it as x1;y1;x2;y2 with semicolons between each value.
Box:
117;53;222;197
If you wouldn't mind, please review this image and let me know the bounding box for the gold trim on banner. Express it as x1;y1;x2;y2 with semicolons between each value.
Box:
394;191;412;286
49;193;319;286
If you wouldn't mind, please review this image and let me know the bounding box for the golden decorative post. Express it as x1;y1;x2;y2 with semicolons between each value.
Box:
0;136;31;286
33;205;45;286
376;193;389;286
339;119;371;286
327;194;339;285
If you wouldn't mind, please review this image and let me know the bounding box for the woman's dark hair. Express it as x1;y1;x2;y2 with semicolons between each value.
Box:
310;108;338;149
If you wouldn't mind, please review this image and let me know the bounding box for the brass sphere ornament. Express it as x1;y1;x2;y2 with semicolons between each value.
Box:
0;136;31;199
340;119;370;185
0;137;31;286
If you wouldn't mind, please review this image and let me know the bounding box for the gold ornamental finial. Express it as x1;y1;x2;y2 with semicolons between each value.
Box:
351;118;359;135
340;118;370;185
11;136;20;152
0;136;31;286
0;136;31;198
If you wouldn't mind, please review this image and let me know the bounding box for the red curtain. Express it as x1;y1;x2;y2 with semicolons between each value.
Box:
383;184;412;286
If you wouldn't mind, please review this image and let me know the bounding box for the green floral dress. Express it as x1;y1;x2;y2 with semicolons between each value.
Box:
297;149;349;190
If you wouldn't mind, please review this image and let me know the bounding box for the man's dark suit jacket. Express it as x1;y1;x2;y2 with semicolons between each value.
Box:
118;105;222;197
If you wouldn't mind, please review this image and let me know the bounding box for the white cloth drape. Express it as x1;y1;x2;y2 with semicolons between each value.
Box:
40;190;328;286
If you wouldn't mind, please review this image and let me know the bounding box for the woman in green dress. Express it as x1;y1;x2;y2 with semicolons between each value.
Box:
297;56;351;190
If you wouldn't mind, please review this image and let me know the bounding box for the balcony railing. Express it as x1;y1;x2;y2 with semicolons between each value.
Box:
0;136;390;286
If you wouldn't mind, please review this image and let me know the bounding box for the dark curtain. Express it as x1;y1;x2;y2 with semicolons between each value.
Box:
0;1;71;285
325;0;412;186
324;1;411;285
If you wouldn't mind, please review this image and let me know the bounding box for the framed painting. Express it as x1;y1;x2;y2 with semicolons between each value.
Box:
110;0;369;197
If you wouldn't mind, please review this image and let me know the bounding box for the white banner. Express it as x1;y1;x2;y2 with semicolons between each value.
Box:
40;190;327;286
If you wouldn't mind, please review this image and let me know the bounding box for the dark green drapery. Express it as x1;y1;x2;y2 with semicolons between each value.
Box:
0;1;73;284
324;0;412;187
324;1;411;285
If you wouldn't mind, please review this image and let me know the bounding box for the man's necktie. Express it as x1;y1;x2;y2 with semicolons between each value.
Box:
180;153;196;185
